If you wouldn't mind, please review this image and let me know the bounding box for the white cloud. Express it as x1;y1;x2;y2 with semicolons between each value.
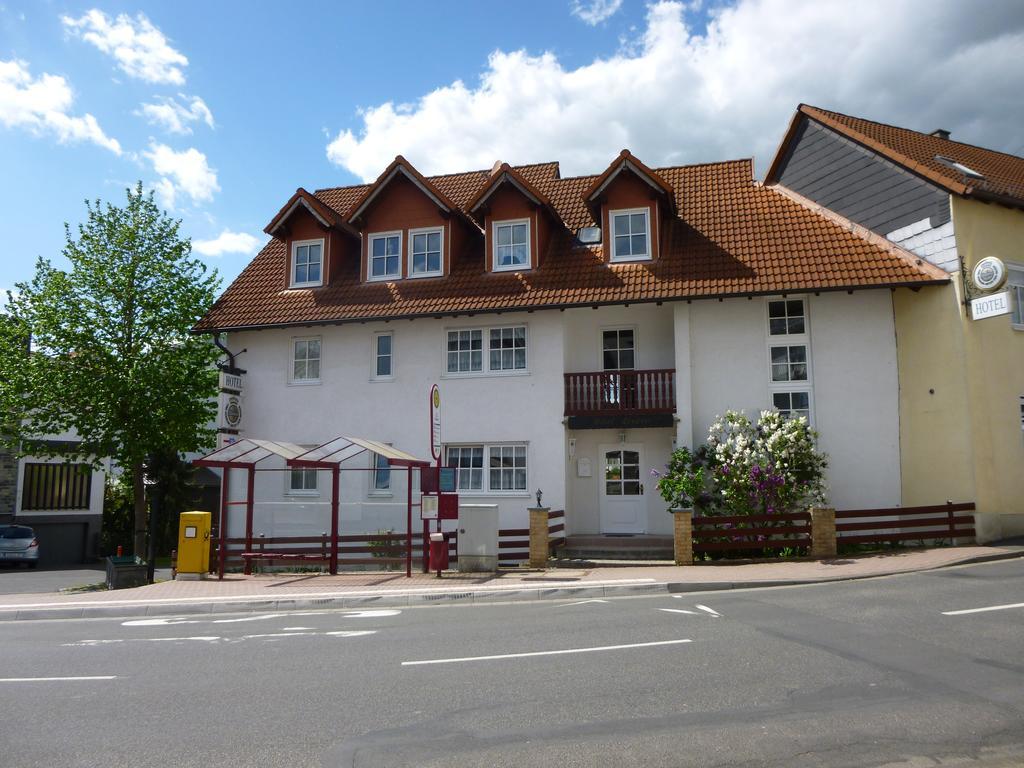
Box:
144;143;219;208
62;9;188;85
0;59;121;154
326;0;1024;182
192;230;261;257
570;0;624;25
137;94;214;135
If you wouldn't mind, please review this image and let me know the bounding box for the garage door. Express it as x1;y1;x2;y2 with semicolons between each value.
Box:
31;523;87;566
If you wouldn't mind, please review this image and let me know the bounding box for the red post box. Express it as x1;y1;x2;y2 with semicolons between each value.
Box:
429;532;448;576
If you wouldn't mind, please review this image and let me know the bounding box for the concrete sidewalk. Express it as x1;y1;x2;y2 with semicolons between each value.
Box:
1;543;1021;621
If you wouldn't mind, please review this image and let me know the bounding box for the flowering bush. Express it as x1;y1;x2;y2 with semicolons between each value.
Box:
652;446;712;512
657;409;828;517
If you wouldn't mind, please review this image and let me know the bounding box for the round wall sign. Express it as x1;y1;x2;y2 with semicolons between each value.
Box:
972;256;1007;292
223;395;242;429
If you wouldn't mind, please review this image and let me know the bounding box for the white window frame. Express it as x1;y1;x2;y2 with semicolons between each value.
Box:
372;331;394;381
1008;262;1024;330
369;451;392;496
492;218;531;272
771;390;814;422
609;207;652;262
406;226;444;278
290;336;322;385
367;231;403;282
285;468;319;497
600;326;638;371
290;238;324;288
487;325;528;372
445;445;485;492
765;298;814;423
445;328;484;375
444;324;530;377
444;443;529;496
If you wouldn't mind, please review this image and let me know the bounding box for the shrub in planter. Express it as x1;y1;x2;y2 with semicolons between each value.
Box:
707;409;828;516
656;409;828;523
653;445;714;513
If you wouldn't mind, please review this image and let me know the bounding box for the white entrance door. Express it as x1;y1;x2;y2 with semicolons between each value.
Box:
599;444;646;534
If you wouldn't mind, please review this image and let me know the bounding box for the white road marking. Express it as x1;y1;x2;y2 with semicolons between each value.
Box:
63;630;376;647
659;608;699;615
121;612;327;627
556;599;610;607
402;638;692;666
695;604;721;617
66;636;221;646
0;676;117;683
342;610;401;618
282;627;313;631
124;614;277;627
942;602;1024;616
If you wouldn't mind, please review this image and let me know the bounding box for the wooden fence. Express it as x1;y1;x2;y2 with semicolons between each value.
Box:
835;502;975;546
692;511;811;555
498;509;565;567
214;531;458;571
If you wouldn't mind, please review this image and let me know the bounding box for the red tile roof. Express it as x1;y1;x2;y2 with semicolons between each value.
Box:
195;156;947;332
584;149;676;211
466;162;556;217
767;105;1024;206
264;187;356;238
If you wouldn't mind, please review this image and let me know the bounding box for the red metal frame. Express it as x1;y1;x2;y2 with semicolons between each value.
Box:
194;436;433;579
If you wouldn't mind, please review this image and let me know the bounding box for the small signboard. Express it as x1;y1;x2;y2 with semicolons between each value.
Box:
421;494;439;520
421;492;458;520
971;290;1011;321
438;467;456;494
219;370;244;393
430;384;441;461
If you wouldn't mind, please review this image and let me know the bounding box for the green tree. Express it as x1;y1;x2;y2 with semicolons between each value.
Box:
0;183;220;556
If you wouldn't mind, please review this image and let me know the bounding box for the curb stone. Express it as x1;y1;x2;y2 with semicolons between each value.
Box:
1;549;1021;622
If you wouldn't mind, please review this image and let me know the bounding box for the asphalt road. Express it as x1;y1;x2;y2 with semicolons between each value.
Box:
0;564;173;594
1;559;1022;768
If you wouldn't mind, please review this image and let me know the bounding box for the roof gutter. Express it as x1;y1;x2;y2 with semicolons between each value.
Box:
191;280;950;335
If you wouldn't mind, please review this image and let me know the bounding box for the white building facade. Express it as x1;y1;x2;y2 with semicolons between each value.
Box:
224;289;902;538
198;152;946;542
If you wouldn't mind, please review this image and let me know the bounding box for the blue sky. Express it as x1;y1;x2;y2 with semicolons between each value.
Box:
2;0;1023;298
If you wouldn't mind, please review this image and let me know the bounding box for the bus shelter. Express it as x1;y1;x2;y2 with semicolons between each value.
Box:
193;437;432;578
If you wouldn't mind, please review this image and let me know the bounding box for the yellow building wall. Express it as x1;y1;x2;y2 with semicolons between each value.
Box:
893;284;976;512
952;197;1024;540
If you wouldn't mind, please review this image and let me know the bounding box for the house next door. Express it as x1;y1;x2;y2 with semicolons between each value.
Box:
599;444;646;533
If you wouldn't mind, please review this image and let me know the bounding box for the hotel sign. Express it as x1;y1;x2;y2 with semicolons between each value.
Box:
970;290;1011;321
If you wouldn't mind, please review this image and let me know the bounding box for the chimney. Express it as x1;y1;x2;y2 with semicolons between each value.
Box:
930;129;951;140
490;160;503;176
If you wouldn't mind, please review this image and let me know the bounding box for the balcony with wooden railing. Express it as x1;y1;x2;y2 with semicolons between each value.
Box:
564;369;676;427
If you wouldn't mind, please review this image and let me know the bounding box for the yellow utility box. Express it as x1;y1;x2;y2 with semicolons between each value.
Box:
176;511;212;578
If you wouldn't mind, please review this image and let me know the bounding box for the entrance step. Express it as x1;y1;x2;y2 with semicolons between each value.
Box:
557;534;674;561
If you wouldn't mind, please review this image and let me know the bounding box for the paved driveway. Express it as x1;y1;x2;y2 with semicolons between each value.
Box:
0;564;171;594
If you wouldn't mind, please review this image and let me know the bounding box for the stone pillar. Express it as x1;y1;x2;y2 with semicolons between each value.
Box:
672;508;693;566
809;506;836;559
528;507;550;569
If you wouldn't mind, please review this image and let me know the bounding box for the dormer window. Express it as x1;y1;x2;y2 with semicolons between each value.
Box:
610;209;650;262
369;232;402;281
291;239;323;287
409;227;443;278
493;219;530;271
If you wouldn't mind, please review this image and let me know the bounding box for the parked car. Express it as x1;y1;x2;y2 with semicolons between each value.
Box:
0;525;40;568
